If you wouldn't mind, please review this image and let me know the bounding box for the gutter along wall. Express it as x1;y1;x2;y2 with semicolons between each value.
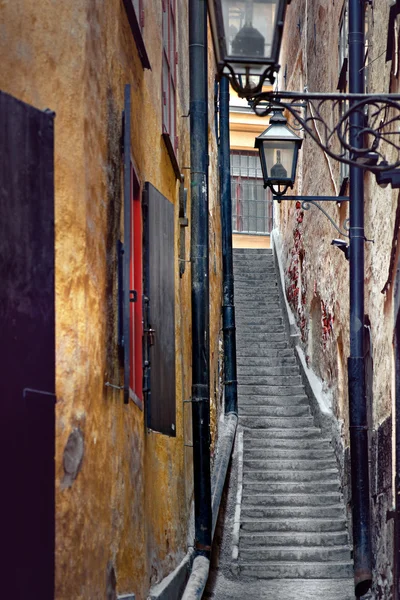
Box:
0;1;222;598
278;1;397;596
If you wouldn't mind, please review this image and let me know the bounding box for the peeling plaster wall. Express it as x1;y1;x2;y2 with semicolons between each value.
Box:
0;2;221;598
279;1;398;596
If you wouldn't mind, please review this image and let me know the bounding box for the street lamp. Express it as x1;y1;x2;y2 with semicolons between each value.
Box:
254;108;302;196
207;0;292;96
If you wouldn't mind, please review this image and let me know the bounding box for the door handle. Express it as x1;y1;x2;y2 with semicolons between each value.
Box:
145;327;156;346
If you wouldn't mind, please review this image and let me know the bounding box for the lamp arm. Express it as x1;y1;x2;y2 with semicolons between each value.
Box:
301;200;350;238
250;91;400;171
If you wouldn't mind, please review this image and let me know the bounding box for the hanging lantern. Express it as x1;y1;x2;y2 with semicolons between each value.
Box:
207;0;292;96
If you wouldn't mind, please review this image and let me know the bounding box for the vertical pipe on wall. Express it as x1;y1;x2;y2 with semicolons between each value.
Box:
219;75;238;417
348;0;372;595
189;0;212;557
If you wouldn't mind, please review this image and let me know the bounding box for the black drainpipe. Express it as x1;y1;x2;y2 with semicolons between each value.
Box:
188;0;212;561
181;73;238;600
348;0;372;595
219;75;238;417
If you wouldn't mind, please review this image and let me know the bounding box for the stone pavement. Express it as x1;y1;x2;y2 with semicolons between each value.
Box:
205;571;355;599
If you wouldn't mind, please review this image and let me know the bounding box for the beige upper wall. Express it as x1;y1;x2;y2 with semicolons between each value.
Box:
229;87;270;150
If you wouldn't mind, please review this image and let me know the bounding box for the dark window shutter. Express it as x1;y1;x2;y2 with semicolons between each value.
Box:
0;90;55;599
143;182;176;436
123;84;131;404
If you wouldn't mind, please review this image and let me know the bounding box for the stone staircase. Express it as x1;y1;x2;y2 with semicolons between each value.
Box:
233;247;354;582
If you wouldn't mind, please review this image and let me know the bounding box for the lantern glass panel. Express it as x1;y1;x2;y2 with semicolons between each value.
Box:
222;0;279;67
262;140;295;182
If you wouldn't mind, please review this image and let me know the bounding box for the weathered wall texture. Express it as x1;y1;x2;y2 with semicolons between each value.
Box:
279;1;399;597
0;1;221;598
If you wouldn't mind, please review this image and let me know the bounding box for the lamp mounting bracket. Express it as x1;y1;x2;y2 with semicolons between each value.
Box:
273;194;350;238
250;90;400;171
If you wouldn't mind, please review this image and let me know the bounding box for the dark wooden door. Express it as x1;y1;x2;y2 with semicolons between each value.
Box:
143;182;176;436
0;91;55;598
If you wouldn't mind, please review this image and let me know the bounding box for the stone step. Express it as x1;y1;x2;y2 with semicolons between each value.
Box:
236;314;283;323
237;329;288;337
238;395;309;407
235;301;279;308
238;375;302;386
239;387;306;400
239;545;351;563
235;319;284;328
233;248;273;254
234;304;281;312
244;469;339;483
241;492;342;507
234;288;280;296
238;561;354;580
234;290;280;298
239;384;305;396
237;342;289;353
245;447;333;460
234;284;279;292
234;265;275;272
237;332;288;344
235;301;280;308
240;405;311;418
239;530;349;548
235;323;286;334
234;301;268;309
233;260;274;266
234;278;278;285
243;480;341;494
234;272;278;280
233;256;274;262
245;434;331;447
244;428;323;440
235;312;283;321
241;504;345;520
233;268;276;275
244;458;336;472
236;352;296;366
240;416;314;429
240;518;347;533
237;365;298;376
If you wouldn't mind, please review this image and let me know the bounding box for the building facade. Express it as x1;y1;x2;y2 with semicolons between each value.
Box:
278;1;400;597
229;89;273;249
0;1;222;598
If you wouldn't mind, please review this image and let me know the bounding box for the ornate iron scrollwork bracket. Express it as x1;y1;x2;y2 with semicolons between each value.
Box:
250;90;400;171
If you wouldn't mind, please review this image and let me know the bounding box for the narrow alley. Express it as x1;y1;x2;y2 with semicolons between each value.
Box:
3;1;400;598
205;248;355;600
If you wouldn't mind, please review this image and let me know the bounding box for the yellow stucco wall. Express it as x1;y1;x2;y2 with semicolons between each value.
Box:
0;1;221;598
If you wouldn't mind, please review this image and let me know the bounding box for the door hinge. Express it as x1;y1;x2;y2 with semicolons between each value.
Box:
140;8;145;28
130;290;138;303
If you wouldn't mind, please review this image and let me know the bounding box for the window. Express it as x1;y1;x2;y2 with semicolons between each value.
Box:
162;0;177;155
386;1;400;69
230;151;273;235
123;0;151;69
